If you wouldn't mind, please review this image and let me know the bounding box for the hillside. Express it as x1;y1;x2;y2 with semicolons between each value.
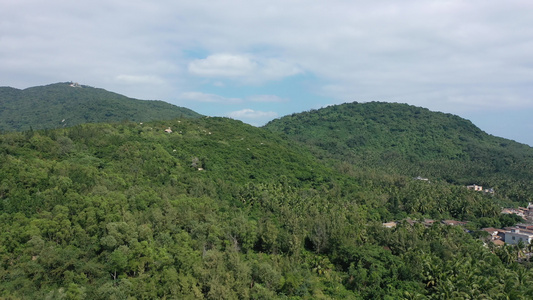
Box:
0;82;201;131
0;116;332;217
1;116;532;298
265;101;533;203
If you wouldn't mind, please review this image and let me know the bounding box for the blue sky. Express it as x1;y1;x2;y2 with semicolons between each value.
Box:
2;0;533;146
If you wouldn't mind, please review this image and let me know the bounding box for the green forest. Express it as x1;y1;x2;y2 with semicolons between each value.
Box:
1;100;533;299
0;83;200;132
265;102;533;203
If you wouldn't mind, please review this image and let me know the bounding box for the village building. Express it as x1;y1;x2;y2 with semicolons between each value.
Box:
466;184;495;195
405;219;417;226
504;227;533;245
481;227;506;241
414;176;429;181
442;220;467;226
483;188;495;195
515;223;533;231
525;203;533;222
501;208;526;219
467;184;483;191
382;221;397;228
423;219;435;227
491;239;505;246
384;219;468;228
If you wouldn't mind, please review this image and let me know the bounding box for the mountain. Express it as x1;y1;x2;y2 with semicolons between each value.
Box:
0;82;201;131
0;116;332;215
264;101;533;203
1;110;532;298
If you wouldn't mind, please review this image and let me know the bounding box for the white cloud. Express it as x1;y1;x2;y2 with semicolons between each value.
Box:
5;1;533;109
115;75;165;85
227;108;278;120
180;92;242;104
179;92;287;104
188;54;256;77
247;95;287;103
188;53;301;82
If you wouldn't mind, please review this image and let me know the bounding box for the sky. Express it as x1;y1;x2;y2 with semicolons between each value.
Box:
2;0;533;146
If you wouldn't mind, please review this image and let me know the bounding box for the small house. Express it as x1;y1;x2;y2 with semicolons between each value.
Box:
382;221;397;228
467;184;483;191
442;220;467;226
504;228;533;245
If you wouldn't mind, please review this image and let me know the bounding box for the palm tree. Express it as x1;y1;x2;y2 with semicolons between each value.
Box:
496;245;516;265
517;240;525;260
527;241;533;262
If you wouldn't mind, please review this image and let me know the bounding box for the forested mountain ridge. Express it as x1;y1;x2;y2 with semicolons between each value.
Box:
0;94;533;299
1;115;532;299
0;82;201;132
264;101;533;203
0;116;332;217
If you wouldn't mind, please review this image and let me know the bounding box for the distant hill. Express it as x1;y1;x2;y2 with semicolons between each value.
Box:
0;82;201;131
265;101;533;202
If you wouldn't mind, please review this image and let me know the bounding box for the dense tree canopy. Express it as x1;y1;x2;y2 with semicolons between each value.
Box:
1;103;533;299
0;83;200;132
265;101;533;204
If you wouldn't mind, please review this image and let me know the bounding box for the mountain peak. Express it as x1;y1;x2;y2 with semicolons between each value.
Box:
265;101;533;196
0;83;201;131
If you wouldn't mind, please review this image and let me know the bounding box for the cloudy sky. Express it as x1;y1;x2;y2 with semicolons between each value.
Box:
2;0;533;146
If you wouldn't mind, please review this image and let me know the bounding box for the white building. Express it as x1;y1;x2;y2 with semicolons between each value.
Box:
505;228;533;245
467;184;483;191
